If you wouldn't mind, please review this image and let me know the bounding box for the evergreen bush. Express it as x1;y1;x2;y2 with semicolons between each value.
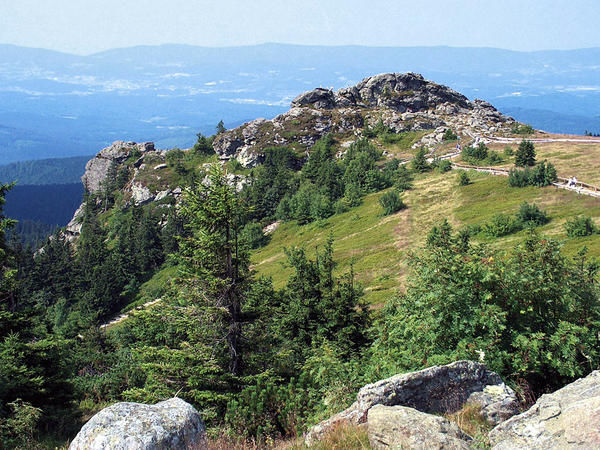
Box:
379;191;406;216
458;171;471;186
515;140;536;167
565;215;597;237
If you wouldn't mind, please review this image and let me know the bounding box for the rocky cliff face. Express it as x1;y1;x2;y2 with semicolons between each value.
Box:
65;140;183;241
213;72;516;167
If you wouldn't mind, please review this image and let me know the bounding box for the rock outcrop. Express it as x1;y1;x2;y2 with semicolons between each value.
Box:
489;370;600;449
69;398;206;450
367;404;472;449
65;140;183;240
82;141;154;194
213;73;516;167
306;360;518;445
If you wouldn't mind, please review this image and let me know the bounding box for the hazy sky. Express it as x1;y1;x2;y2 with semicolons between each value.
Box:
1;0;599;54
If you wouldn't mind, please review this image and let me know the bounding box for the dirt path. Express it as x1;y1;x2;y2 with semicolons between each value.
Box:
99;298;162;330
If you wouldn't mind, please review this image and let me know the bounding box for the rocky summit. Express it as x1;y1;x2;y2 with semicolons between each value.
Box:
213;72;516;167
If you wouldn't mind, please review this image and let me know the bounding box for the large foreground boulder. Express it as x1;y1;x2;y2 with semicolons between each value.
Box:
367;404;472;449
69;398;206;450
305;360;518;445
489;370;600;449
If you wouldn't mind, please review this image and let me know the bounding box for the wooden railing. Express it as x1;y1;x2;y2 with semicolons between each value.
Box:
556;177;600;192
450;163;600;198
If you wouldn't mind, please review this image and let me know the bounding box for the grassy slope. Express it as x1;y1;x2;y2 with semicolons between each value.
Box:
252;141;600;306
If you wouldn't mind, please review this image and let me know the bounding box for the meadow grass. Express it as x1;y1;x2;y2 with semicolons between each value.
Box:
252;167;600;306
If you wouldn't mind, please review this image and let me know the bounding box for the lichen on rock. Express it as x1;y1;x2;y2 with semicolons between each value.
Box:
68;398;206;450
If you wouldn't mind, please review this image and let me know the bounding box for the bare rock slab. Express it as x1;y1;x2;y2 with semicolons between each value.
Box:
305;360;518;445
367;404;472;449
69;398;206;450
489;370;600;449
357;360;518;423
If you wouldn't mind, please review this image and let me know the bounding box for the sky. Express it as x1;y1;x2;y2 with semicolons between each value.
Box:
1;0;599;55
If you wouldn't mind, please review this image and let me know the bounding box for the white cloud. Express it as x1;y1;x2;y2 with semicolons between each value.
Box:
220;97;288;106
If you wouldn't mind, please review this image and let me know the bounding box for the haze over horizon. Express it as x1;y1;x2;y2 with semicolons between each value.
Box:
2;0;600;55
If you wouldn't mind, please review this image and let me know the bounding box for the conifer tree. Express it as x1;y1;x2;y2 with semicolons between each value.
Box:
179;164;249;375
515;139;536;167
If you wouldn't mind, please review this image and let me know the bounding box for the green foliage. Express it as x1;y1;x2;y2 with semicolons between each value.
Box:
0;399;42;449
516;202;549;227
515;140;536;167
379;190;406;216
179;164;249;375
486;150;503;164
443;128;458;141
462;143;489;161
481;202;549;237
565;216;598;237
241;146;300;221
216;120;226;135
193;133;214;156
166;148;187;175
228;158;244;172
437;159;452;173
511;123;535;135
362;118;389;138
240;222;269;249
411;147;430;173
504;146;514;157
371;223;600;391
278;237;371;367
508;161;557;187
458;171;471;186
483;213;520;237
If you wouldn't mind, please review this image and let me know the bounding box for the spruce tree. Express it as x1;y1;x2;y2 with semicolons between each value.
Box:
515;139;536;167
178;164;249;375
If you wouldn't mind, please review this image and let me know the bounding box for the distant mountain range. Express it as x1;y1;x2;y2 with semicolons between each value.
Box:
0;43;599;164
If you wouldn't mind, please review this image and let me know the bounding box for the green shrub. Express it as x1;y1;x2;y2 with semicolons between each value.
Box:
437;159;452;173
483;213;520;237
511;123;535;135
343;182;363;208
508;161;557;187
462;143;489;161
333;199;349;215
379;191;406;216
517;203;549;226
0;399;42;449
443;129;458;141
504;146;514;157
515;140;536;167
371;224;600;392
394;165;414;191
516;202;549;227
380;132;403;144
486;150;503;165
411;148;430;173
240;222;269;249
458;171;471;186
565;216;597;237
193;133;214;155
508;168;530;187
229;158;243;172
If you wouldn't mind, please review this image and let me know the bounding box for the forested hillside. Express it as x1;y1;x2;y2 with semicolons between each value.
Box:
1;74;599;448
0;156;90;185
